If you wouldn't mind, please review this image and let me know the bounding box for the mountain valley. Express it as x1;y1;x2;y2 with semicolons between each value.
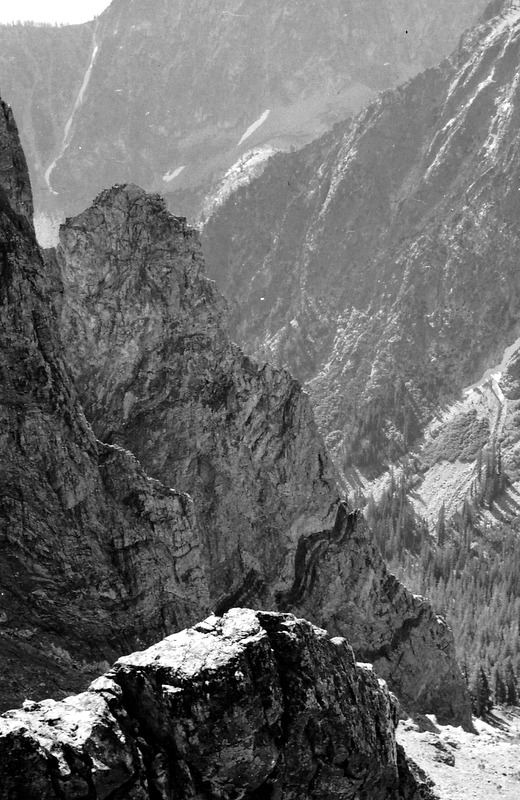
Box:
0;0;489;243
201;0;520;701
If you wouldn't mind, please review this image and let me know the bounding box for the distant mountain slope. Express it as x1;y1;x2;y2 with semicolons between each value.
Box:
0;0;488;237
203;0;520;490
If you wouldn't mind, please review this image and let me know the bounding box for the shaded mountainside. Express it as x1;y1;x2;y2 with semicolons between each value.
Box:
0;609;435;800
202;0;520;485
0;100;210;712
0;0;488;236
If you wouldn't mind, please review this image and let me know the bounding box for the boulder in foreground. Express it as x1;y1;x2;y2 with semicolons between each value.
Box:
0;609;435;799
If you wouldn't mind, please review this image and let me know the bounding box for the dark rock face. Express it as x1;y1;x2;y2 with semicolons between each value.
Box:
202;0;520;477
0;105;209;711
0;608;436;800
0;0;488;231
54;183;471;728
0;99;33;223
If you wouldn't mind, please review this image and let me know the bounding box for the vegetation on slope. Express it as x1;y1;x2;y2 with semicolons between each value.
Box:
365;451;520;715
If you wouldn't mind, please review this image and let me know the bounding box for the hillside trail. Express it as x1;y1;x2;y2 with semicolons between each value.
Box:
398;707;520;799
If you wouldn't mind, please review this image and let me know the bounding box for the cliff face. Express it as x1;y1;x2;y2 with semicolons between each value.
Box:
0;0;488;233
54;183;471;728
0;101;210;712
56;184;340;611
202;0;520;483
0;608;435;800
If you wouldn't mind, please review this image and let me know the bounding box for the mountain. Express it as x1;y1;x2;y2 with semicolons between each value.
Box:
202;0;520;490
52;182;469;726
0;0;488;240
0;92;470;727
0;98;209;711
0;609;435;800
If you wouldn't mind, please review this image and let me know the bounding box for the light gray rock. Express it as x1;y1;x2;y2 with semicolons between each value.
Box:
0;609;436;800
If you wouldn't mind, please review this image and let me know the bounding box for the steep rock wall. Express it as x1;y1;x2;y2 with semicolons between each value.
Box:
0;609;435;800
56;184;340;610
55;184;471;727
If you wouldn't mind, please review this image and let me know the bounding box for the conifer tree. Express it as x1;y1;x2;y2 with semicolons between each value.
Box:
436;502;446;547
492;665;507;705
470;666;493;717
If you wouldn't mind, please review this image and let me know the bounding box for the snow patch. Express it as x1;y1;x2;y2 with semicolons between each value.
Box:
464;332;520;394
162;166;186;183
237;109;270;147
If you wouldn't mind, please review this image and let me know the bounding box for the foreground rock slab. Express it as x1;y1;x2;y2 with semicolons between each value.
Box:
0;609;435;800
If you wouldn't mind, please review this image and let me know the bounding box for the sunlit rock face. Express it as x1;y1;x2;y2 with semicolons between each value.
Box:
0;0;488;231
202;0;520;480
54;183;471;729
0;609;436;800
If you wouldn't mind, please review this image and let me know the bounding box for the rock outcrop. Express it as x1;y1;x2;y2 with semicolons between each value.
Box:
54;183;471;728
0;608;436;800
0;0;489;234
201;0;520;493
55;183;340;611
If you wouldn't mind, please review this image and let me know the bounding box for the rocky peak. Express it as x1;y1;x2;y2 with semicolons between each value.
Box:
56;183;342;608
55;182;471;728
0;609;436;800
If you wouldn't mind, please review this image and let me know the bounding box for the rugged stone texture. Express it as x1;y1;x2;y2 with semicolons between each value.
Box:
55;183;471;728
0;99;33;224
0;609;436;800
0;0;488;232
0;104;209;711
202;0;520;481
288;516;468;727
56;184;340;612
